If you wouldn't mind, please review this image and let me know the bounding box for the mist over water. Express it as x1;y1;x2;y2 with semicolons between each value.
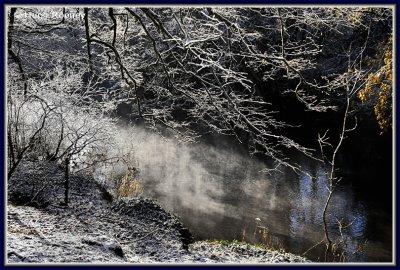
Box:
94;127;392;262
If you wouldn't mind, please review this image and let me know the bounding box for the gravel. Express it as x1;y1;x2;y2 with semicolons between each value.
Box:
7;161;311;264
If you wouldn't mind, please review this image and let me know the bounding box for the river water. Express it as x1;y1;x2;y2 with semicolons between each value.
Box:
135;139;392;262
103;129;393;263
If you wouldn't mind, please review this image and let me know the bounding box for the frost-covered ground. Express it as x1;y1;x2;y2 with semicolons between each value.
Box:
7;161;310;264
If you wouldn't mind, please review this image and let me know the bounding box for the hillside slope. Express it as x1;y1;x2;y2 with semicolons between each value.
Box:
6;161;310;264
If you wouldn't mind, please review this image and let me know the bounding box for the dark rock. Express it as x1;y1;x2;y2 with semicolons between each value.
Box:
95;183;113;202
82;237;124;258
82;239;98;246
109;244;124;258
178;226;194;251
7;251;29;262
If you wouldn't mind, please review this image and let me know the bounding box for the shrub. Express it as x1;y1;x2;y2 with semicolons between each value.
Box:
110;167;143;199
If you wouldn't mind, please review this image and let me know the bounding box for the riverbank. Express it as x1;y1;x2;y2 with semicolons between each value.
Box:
7;161;310;264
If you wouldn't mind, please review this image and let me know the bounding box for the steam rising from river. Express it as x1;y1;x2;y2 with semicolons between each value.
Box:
90;126;387;262
93;126;354;231
95;126;277;217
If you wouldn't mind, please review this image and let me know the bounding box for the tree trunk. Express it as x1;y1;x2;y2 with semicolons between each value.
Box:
8;8;28;96
84;8;92;74
323;190;333;262
64;157;70;206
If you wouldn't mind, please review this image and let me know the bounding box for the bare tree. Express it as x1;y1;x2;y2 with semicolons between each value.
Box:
7;7;128;177
7;7;392;206
303;23;389;260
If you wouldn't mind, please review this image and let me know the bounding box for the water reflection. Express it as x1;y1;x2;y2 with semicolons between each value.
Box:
285;162;372;261
138;147;391;261
103;133;391;262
